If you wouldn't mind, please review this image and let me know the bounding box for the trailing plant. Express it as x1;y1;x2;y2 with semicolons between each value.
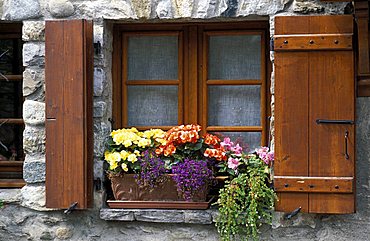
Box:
171;159;213;201
216;148;276;241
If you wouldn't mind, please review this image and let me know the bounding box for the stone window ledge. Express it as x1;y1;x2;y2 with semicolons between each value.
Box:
0;189;21;204
100;208;219;224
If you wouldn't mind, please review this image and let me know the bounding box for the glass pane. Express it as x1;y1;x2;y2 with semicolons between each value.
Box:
208;86;261;126
212;132;262;152
0;82;22;118
0;123;24;162
128;86;178;126
127;35;178;80
208;35;261;80
0;39;15;74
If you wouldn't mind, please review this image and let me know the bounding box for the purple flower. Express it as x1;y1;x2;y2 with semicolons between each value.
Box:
135;150;166;189
171;159;213;201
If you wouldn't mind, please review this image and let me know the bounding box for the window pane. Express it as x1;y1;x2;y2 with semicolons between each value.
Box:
0;82;22;118
128;86;178;126
208;35;261;80
212;132;261;152
208;85;261;126
0;39;15;74
0;123;24;162
127;35;178;80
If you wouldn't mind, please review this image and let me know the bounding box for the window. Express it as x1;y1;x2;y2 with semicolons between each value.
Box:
0;23;25;188
113;22;270;150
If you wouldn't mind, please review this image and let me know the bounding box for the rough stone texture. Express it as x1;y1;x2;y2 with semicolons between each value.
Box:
55;226;73;240
22;21;45;41
94;68;104;96
292;0;347;14
0;189;21;204
48;0;75;18
23;68;44;97
2;0;41;20
173;0;194;18
94;121;110;157
94;101;107;118
23;42;45;67
131;0;151;19
23;100;45;125
20;184;47;211
23;155;45;183
237;0;290;17
155;0;173;19
23;125;45;154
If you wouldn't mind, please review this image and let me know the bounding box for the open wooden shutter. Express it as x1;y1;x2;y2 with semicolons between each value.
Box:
45;20;93;209
274;15;355;214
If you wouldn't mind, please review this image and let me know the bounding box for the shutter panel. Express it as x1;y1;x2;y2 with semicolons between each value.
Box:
274;15;355;214
45;20;93;209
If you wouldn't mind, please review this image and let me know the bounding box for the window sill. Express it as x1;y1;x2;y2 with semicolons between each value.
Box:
0;188;21;204
100;207;219;224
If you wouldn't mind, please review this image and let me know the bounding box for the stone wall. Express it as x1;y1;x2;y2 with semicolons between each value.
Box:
1;0;370;240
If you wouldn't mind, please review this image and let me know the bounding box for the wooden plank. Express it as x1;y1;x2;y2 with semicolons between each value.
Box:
356;18;369;74
0;75;22;81
45;20;93;209
0;161;23;172
358;77;370;96
275;15;353;35
0;179;25;188
274;50;309;212
309;50;355;213
206;126;263;132
0;118;24;124
206;80;262;85
274;34;352;51
274;176;353;193
186;26;198;124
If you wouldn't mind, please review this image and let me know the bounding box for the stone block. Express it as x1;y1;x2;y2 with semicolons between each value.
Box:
23;100;45;125
131;0;151;19
272;212;317;229
0;189;21;204
173;0;194;18
237;0;289;16
2;0;41;20
156;0;173;19
94;68;104;97
55;226;73;240
135;210;185;223
293;0;324;13
97;0;136;19
23;68;44;97
100;209;135;221
23;155;46;183
20;184;48;211
48;0;75;18
184;211;212;224
23;125;46;154
94;101;107;118
22;21;45;41
23;42;45;67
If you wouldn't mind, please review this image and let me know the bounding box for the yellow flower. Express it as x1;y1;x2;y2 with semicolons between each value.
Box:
121;163;128;172
104;152;121;170
134;150;141;156
110;161;118;170
120;150;129;160
128;154;137;163
123;139;132;148
138;138;151;148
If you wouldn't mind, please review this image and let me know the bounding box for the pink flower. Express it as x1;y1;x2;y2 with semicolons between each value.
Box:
227;157;240;170
230;143;243;155
220;137;233;151
256;146;274;165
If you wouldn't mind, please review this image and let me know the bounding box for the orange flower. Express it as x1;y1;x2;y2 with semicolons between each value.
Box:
164;143;176;156
203;133;221;147
204;148;226;161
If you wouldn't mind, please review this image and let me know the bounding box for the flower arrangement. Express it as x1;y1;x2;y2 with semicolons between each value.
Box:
103;125;276;240
215;145;276;241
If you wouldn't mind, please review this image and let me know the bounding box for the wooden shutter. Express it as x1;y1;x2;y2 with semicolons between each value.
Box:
45;20;93;209
274;15;355;214
355;1;370;96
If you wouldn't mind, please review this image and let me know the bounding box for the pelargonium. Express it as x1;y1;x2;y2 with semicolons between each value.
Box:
256;146;274;165
134;150;167;189
171;159;213;201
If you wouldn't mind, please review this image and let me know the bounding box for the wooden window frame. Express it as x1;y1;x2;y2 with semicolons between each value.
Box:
0;22;25;188
112;21;271;146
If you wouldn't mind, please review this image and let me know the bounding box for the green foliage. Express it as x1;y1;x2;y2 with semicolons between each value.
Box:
0;199;3;208
215;155;276;241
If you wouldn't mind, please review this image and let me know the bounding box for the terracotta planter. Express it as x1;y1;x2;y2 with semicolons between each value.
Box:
110;174;208;202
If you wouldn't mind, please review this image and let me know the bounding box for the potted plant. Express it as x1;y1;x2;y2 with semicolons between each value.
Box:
104;124;222;203
215;144;276;241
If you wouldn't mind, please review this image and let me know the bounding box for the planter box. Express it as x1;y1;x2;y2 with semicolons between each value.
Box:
108;174;212;209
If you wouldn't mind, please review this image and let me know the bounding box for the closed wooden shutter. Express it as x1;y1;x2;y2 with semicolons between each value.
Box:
45;20;93;209
274;15;355;214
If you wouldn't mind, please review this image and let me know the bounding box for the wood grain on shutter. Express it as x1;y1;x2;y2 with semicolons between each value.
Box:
274;15;355;214
45;20;93;209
